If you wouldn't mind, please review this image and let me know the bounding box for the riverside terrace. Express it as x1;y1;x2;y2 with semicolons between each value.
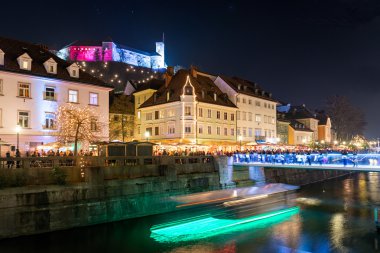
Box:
233;152;380;172
0;155;214;186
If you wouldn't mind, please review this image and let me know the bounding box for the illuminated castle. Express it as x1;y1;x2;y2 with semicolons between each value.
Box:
57;39;166;70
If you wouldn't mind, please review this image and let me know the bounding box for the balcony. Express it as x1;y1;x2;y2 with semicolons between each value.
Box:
42;124;57;130
43;92;57;101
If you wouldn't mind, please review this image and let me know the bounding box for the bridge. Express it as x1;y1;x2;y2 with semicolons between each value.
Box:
232;153;380;172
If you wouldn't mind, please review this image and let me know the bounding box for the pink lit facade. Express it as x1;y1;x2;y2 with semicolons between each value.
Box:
57;41;165;69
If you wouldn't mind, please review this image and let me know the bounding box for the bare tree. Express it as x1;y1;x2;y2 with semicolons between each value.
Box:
56;104;104;155
325;95;366;141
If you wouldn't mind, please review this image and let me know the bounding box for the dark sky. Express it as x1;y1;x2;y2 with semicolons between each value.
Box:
2;0;380;138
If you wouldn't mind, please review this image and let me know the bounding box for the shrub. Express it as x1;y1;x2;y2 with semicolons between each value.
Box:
51;166;67;185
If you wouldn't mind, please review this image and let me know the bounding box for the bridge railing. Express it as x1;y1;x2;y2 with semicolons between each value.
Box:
233;153;380;166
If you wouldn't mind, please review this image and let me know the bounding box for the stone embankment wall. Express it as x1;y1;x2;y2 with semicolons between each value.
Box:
263;168;351;186
0;158;220;239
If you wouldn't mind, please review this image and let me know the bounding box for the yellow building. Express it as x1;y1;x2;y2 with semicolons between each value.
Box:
287;120;314;145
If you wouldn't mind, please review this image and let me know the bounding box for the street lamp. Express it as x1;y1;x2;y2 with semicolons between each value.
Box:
238;135;243;151
15;124;21;150
144;131;150;142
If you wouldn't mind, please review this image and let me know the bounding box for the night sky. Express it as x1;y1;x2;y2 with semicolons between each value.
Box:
2;0;380;137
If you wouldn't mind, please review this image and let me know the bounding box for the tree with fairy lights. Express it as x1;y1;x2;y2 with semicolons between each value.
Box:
56;104;103;155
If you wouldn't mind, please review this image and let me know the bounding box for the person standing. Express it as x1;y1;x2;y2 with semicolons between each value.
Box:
15;149;21;168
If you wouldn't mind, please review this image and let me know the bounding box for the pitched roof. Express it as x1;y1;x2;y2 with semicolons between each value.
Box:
219;76;277;102
286;105;317;120
139;69;237;109
0;37;111;88
289;120;313;132
315;110;330;125
134;78;165;92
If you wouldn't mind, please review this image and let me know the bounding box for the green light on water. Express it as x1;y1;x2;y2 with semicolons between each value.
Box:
150;206;300;243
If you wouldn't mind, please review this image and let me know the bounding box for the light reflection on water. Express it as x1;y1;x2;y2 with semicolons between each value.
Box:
1;172;380;253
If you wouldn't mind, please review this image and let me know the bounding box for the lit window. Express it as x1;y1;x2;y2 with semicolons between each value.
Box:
185;106;191;116
18;83;30;98
159;110;164;119
255;114;261;122
68;90;78;103
137;111;141;119
155;111;159;119
22;61;28;69
89;93;98;105
49;65;54;73
18;111;30;128
224;128;228;136
255;128;261;137
168;125;175;134
44;112;56;129
0;79;3;95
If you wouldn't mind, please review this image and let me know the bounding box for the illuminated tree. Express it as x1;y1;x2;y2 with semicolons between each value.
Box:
56;104;103;155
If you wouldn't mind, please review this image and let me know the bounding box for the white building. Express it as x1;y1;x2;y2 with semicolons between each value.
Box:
214;75;277;144
134;68;237;148
0;37;112;155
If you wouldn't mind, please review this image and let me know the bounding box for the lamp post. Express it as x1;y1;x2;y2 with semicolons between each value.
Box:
238;135;242;151
144;131;150;142
15;124;21;150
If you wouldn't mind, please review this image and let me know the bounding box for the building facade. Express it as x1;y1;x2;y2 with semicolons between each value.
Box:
134;69;237;148
57;40;165;70
288;121;314;145
0;37;112;155
109;95;135;142
214;75;277;144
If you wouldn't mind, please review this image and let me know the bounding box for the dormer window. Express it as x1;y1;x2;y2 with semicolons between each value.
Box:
43;58;57;74
0;49;4;65
67;63;79;78
214;93;217;101
17;53;32;71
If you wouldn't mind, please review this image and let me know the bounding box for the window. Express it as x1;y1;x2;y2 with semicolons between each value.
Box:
217;111;221;119
145;127;152;136
49;65;54;73
185;86;193;95
44;87;56;101
255;114;261;122
0;108;2;127
18;83;30;98
199;125;203;134
168;109;175;117
248;128;253;137
248;112;252;121
207;109;212;118
137;111;141;119
89;93;98;105
271;104;274;109
155;126;159;136
264;102;267;108
22;61;28;69
199;108;203;117
0;79;3;95
237;111;240;120
242;98;246;104
224;127;228;136
208;126;212;135
255;128;261;137
255;101;261;107
264;115;268;123
230;128;234;136
217;127;220;135
243;127;247;137
231;113;234;121
185;126;191;133
271;116;275;124
44;112;56;129
159;110;164;119
90;117;98;131
68;90;78;103
146;113;152;120
18;111;30;128
242;112;246;121
237;127;241;136
155;111;159;119
72;69;77;77
185;106;191;116
248;99;252;105
224;112;227;120
168;125;175;134
236;97;240;103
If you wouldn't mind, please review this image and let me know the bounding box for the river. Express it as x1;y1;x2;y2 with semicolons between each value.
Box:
1;171;380;253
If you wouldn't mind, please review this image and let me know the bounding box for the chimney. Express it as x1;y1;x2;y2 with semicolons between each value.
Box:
165;66;174;87
190;65;198;78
